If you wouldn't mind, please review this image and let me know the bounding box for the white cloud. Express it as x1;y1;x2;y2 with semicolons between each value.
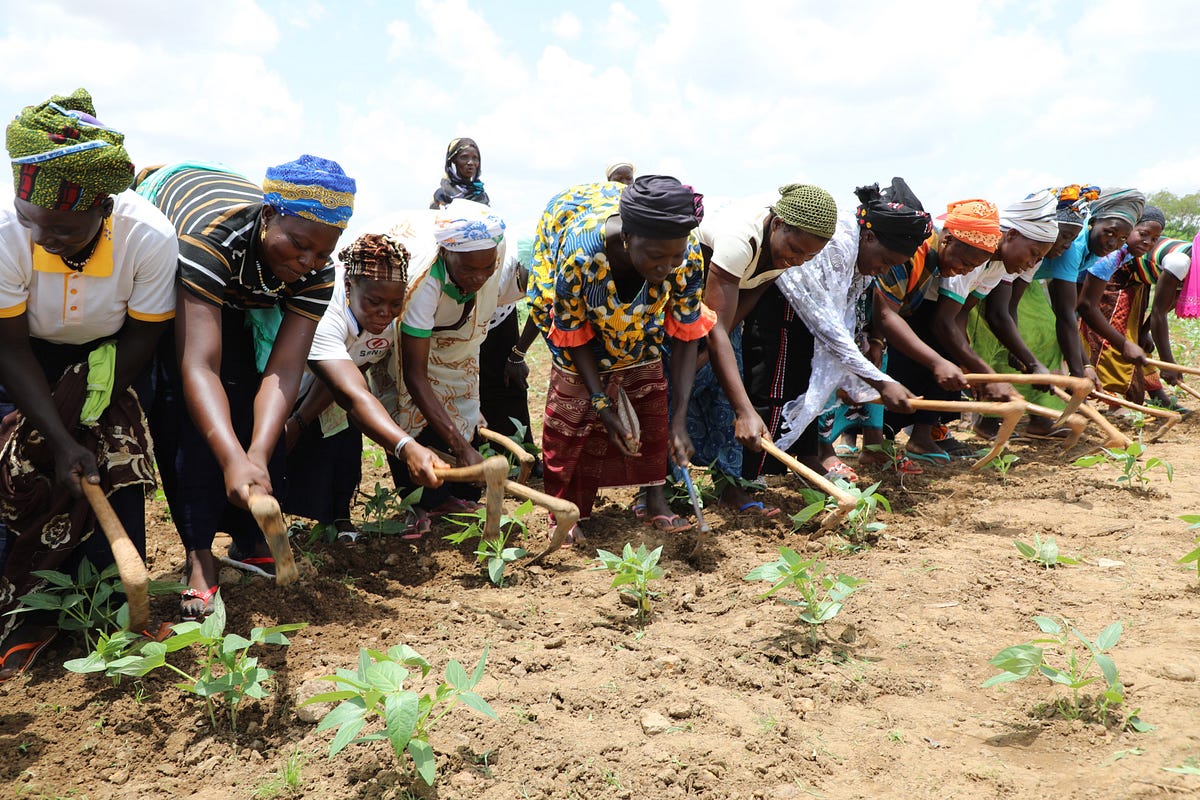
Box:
549;12;581;41
386;20;413;57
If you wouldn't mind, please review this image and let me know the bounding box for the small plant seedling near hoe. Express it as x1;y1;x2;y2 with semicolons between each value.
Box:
982;448;1020;484
304;644;497;787
593;543;665;629
358;483;424;535
1072;442;1173;491
1177;515;1200;580
444;499;533;587
982;615;1151;731
1013;533;1079;569
791;481;890;542
745;547;865;650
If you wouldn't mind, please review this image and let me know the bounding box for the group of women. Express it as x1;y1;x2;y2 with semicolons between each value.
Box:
0;89;1195;681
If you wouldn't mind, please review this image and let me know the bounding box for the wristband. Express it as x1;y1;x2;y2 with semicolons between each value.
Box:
510;346;527;360
288;412;307;432
393;435;415;460
590;392;613;413
868;337;886;347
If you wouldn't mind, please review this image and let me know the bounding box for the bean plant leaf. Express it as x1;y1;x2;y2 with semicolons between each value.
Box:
457;690;498;719
408;738;437;786
384;691;419;756
1095;622;1122;652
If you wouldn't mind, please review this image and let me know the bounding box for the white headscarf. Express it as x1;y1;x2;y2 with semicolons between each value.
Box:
433;198;505;252
1001;190;1059;244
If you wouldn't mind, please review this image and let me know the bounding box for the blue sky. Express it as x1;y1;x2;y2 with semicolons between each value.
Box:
2;0;1198;240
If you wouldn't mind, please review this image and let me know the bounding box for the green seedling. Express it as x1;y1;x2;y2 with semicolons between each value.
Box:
1177;515;1200;579
982;449;1020;485
67;593;305;732
254;749;306;798
358;483;423;535
791;480;890;541
444;499;532;587
593;543;665;629
1013;533;1079;569
862;440;911;480
982;616;1147;729
1073;441;1173;491
745;547;865;649
362;443;387;469
1164;756;1200;776
304;644;497;787
12;559;182;649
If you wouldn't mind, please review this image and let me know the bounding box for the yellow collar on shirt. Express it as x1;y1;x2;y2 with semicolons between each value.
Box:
31;216;115;277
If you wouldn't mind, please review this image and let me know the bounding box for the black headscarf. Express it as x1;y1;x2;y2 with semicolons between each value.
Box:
854;177;932;257
430;137;488;209
619;175;704;239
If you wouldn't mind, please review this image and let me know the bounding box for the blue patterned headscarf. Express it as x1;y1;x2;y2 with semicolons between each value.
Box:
433;198;505;252
262;154;356;229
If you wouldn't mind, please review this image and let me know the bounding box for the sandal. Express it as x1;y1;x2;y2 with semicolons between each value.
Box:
895;455;924;475
834;444;860;459
552;524;586;549
401;508;432;541
937;436;977;457
428;497;483;518
643;512;693;532
736;500;782;518
0;630;57;682
336;528;361;545
220;549;276;579
821;457;859;482
905;449;951;464
180;586;219;622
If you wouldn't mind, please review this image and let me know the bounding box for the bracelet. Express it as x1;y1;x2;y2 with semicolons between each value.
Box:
393;435;414;460
510;346;527;360
590;392;613;413
288;412;307;431
869;337;886;347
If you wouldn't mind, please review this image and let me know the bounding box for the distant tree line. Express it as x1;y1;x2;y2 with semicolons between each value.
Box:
1148;190;1200;241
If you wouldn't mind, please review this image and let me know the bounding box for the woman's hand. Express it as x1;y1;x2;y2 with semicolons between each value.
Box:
503;357;530;388
877;382;916;414
733;411;769;449
52;439;100;497
1120;340;1148;365
932;359;969;391
405;443;449;488
224;455;272;509
599;408;640;457
668;418;694;467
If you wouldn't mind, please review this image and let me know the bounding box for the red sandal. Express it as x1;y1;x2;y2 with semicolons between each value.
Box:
180;585;219;622
0;631;58;682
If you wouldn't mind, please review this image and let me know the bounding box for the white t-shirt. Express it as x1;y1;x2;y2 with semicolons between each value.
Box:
301;267;398;397
399;242;520;338
938;260;1008;304
0;190;178;344
698;201;789;290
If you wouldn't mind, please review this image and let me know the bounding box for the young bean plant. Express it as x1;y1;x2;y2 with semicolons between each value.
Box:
982;615;1150;730
593;543;665;629
1013;533;1079;569
1072;442;1173;491
790;481;890;542
14;559;182;650
745;547;865;650
358;483;424;535
304;644;497;787
1177;515;1200;580
982;449;1020;485
444;499;532;587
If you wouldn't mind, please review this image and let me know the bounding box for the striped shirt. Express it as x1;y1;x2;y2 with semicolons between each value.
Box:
148;167;334;321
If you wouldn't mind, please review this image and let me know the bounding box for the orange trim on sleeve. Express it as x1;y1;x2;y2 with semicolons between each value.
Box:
548;324;595;348
128;309;176;323
665;302;717;342
0;301;27;319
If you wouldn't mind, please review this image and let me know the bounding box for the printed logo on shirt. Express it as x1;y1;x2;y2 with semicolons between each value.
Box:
365;337;390;350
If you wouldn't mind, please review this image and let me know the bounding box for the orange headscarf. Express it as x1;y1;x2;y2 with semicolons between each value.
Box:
942;199;1002;252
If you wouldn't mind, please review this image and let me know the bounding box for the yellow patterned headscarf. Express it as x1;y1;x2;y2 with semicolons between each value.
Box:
6;88;134;210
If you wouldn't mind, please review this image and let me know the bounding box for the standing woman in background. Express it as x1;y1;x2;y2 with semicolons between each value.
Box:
430;138;488;209
138;156;355;619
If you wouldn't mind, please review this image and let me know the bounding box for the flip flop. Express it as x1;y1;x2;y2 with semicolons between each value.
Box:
180;585;219;622
219;553;276;579
552;524;586;549
937;437;977;457
0;631;58;682
737;500;782;518
336;529;361;545
643;513;693;532
821;457;859;482
428;497;483;518
400;509;431;541
905;449;951;464
834;444;860;459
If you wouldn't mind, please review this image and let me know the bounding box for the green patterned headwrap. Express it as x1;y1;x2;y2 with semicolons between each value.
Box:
6;88;133;210
774;183;837;239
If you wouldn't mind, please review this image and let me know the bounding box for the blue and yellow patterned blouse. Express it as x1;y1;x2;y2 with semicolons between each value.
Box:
873;230;943;318
528;181;714;373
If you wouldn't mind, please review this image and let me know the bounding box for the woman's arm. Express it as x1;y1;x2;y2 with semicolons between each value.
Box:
983;281;1046;374
703;268;767;449
113;318;168;397
874;289;967;391
401;333;482;466
1149;271;1182;382
0;316;98;493
309;359;447;486
565;341;639;457
667;336;699;466
249;310;318;469
1076;273;1146;363
177;289;270;506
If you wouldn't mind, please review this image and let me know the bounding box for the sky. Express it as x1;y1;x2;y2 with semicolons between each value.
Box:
1;0;1198;240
